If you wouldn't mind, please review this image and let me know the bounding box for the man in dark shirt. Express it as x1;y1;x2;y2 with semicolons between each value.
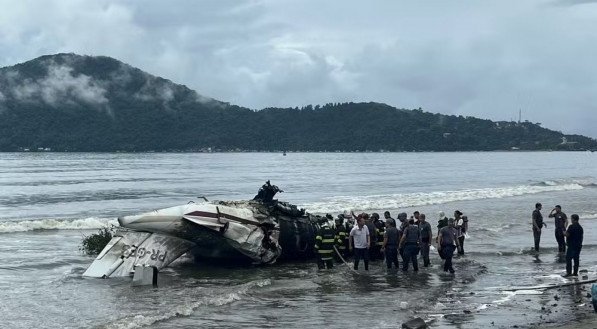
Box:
563;214;583;277
438;218;459;273
399;219;421;272
418;214;433;267
381;218;399;269
384;211;396;226
396;212;408;257
549;205;568;253
532;203;546;251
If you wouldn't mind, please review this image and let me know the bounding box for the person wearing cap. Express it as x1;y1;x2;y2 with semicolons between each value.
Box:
349;215;370;271
314;217;336;269
563;214;583;277
381;218;399;269
549;205;568;253
438;218;459;273
532;203;546;252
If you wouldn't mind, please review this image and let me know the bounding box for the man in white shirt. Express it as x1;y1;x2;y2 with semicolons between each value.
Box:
349;215;370;271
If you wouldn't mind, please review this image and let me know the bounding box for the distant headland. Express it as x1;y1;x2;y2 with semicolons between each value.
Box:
1;53;596;152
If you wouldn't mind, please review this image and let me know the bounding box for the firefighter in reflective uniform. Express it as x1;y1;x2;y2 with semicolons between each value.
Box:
315;217;336;269
372;213;385;260
335;214;348;259
344;212;355;257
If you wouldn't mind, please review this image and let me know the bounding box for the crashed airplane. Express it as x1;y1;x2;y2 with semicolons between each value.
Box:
83;181;323;278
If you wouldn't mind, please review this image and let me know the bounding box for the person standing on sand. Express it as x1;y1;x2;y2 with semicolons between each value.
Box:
549;205;568;253
563;214;583;277
532;203;546;251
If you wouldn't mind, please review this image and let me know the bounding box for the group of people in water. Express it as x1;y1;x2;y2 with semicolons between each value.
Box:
314;210;469;274
531;203;584;277
314;203;585;277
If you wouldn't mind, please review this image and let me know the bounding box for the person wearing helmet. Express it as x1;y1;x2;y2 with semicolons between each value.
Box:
335;214;348;259
372;213;385;260
344;212;355;243
314;217;336;269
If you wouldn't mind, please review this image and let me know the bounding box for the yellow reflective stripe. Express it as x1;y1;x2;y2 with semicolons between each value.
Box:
322;239;335;243
321;257;333;261
317;249;334;254
316;236;322;240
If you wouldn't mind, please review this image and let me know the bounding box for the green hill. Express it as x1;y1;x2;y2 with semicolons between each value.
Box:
0;53;595;152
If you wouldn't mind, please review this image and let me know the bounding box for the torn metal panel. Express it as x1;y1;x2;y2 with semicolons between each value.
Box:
83;230;195;278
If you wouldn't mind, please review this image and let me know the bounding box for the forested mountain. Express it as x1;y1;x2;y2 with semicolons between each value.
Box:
0;54;595;152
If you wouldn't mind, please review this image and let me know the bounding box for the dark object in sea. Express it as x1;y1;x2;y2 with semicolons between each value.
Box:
80;227;113;255
401;317;428;329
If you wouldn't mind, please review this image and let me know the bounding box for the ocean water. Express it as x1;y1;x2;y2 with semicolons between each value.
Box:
0;152;596;328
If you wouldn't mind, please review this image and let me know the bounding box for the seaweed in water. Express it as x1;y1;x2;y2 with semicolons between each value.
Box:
80;227;113;255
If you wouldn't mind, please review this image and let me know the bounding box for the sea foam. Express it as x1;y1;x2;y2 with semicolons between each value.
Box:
0;217;117;233
301;182;584;213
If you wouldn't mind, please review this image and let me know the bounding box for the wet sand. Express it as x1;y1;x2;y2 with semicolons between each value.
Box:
462;278;597;329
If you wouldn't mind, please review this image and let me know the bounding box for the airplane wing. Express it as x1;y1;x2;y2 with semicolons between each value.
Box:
82;229;195;278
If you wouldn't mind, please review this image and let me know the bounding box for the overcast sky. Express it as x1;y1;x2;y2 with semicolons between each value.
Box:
1;0;596;137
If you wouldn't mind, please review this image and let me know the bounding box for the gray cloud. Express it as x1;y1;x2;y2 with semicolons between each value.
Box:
0;0;596;137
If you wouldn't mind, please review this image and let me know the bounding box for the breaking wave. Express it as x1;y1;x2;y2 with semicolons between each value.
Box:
102;279;271;329
302;182;584;213
0;217;117;233
533;177;597;188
